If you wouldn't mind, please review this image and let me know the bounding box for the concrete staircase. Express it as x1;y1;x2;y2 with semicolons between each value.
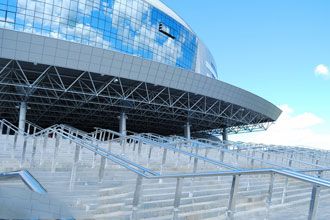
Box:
0;125;330;220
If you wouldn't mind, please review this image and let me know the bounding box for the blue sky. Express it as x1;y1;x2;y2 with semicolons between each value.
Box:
163;0;330;148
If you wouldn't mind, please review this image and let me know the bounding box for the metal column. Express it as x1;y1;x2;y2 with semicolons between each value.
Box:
119;112;127;148
18;102;27;132
184;122;191;140
119;112;127;136
222;127;228;142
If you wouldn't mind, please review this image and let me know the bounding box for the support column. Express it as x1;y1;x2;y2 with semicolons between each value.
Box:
222;127;228;142
119;112;127;136
183;122;191;140
119;112;127;148
18;102;27;132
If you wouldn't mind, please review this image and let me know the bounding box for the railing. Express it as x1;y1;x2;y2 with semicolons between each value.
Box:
171;135;326;171
0;170;47;194
25;120;44;134
89;128;330;220
141;133;325;173
1;119;330;220
232;141;325;169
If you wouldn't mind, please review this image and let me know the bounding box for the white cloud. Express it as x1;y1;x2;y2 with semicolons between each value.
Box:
314;64;329;77
112;0;183;66
231;104;330;150
15;0;110;48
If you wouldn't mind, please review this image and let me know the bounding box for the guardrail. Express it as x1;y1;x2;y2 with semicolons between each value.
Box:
1;119;329;220
0;170;47;194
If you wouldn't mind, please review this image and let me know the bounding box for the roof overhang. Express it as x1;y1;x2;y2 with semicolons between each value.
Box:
0;29;281;134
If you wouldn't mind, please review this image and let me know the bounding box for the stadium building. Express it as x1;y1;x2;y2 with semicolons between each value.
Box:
0;0;281;137
1;1;329;220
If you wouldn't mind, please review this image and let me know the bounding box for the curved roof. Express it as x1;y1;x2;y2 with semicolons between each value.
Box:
144;0;193;32
0;29;281;134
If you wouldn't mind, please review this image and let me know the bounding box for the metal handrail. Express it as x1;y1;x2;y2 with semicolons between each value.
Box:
148;168;330;187
45;126;158;176
231;141;327;169
59;126;330;187
26;120;44;133
173;135;327;170
0;119;156;177
97;128;238;170
0;170;47;194
1;119;329;219
1;119;28;135
143;134;313;171
137;133;330;176
2;119;329;178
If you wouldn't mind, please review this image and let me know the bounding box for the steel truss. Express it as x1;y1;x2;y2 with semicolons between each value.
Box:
0;58;273;134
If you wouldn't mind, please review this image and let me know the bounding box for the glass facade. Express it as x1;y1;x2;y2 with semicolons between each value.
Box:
0;0;218;78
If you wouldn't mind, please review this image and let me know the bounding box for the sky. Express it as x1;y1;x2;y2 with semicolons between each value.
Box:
162;0;330;149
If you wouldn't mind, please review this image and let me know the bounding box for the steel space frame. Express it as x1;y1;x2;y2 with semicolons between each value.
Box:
0;58;272;134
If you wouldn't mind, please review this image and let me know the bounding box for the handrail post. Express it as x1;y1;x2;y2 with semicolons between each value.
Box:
122;136;127;154
250;150;255;168
133;139;136;151
176;144;181;168
6;125;10;148
69;144;80;190
131;175;143;220
108;137;112;152
138;140;142;162
13;131;18;148
281;177;288;204
147;146;152;167
220;150;225;163
51;134;60;173
69;130;73;144
106;131;111;141
98;156;106;183
266;173;275;219
226;174;240;220
20;136;28;167
193;157;198;173
159;148;167;183
101;131;105;142
308;184;321;220
281;153;294;204
27;123;31;134
11;132;18;158
173;177;183;220
204;148;209;164
218;150;225;181
0;120;3;135
40;130;48;165
289;154;293;167
92;151;97;168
